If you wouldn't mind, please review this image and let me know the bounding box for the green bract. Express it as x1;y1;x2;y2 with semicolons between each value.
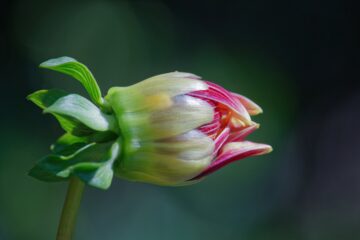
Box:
28;57;120;189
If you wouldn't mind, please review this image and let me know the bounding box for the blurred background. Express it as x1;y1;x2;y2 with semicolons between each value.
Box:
0;0;359;239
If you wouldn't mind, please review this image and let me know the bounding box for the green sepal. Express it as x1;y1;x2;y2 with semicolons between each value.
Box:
44;94;118;133
39;56;110;111
29;140;121;190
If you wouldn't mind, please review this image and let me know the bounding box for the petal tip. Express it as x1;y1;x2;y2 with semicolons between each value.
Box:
247;142;273;156
252;106;263;115
231;92;263;116
262;144;273;154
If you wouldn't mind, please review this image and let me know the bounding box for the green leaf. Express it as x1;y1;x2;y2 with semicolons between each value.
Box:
27;89;68;108
56;116;96;136
27;89;96;136
39;56;108;110
50;133;87;154
73;142;120;189
86;131;118;143
29;140;121;189
44;94;118;132
51;132;117;154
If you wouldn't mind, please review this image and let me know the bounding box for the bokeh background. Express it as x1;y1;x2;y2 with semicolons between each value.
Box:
0;0;359;239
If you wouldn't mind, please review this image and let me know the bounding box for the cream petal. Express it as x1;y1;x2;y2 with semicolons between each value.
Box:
116;95;214;141
106;73;208;113
115;130;214;185
140;130;214;161
153;71;201;79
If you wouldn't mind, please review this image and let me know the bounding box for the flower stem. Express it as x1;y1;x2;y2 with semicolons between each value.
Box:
56;177;85;240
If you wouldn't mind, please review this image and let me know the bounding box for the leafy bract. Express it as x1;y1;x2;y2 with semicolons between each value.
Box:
28;89;95;136
44;94;117;132
28;57;121;189
51;132;117;154
29;140;121;189
39;56;109;111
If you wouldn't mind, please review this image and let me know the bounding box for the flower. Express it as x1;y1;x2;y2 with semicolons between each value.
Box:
106;72;272;185
28;57;272;189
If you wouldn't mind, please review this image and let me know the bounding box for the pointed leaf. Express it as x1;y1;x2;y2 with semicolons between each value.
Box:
27;89;68;108
74;141;120;189
50;132;117;154
40;56;107;109
29;140;121;190
45;94;117;132
50;133;88;154
28;89;97;136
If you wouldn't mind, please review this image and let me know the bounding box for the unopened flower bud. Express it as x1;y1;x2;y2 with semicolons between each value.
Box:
28;57;272;189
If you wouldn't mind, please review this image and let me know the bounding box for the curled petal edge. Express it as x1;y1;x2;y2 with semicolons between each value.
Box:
191;141;272;180
226;123;259;142
231;92;263;115
189;81;251;125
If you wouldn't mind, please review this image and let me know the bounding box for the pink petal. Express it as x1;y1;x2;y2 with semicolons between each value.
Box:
191;141;272;180
214;127;230;155
227;123;259;142
189;81;251;125
231;92;263;115
198;110;221;136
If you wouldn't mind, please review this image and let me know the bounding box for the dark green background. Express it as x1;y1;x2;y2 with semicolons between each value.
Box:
0;0;359;239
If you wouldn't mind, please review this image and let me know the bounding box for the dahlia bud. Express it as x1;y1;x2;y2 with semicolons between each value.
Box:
28;57;272;189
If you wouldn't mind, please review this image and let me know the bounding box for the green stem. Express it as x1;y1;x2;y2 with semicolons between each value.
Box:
56;177;85;240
